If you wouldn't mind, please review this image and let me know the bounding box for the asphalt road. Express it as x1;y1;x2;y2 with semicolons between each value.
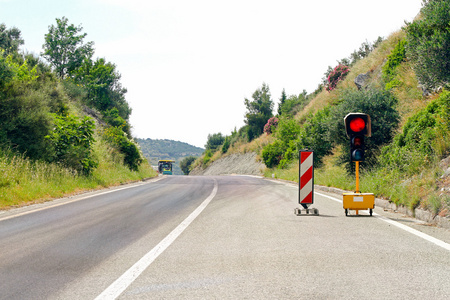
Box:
0;175;449;299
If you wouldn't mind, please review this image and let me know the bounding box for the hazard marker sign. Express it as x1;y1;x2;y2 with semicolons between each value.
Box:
296;150;318;215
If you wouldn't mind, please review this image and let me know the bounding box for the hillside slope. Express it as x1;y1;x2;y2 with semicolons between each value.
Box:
0;20;156;208
191;2;450;219
137;138;204;175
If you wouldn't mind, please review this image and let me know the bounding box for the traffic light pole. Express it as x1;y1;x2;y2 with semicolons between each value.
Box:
355;161;360;193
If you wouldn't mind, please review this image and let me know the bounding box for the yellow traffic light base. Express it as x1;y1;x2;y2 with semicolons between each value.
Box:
343;193;374;216
343;161;374;216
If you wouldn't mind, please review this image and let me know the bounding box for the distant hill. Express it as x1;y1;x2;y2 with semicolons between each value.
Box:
136;138;204;175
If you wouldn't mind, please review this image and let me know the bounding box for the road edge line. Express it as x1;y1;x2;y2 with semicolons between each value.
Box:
315;191;450;252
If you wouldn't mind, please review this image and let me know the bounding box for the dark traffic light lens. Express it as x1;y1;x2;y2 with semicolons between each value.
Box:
352;136;363;147
349;117;366;133
352;149;364;161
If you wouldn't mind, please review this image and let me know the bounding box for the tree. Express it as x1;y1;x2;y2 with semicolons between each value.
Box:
244;83;274;141
42;17;94;79
205;133;225;151
180;156;196;175
74;57;131;120
0;23;24;55
277;88;287;115
404;0;450;89
278;90;308;118
0;53;14;89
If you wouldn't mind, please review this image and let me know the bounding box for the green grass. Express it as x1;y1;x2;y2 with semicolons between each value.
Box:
264;153;448;217
0;139;157;209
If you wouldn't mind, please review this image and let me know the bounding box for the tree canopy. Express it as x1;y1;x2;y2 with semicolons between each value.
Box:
244;83;274;141
42;17;94;79
0;23;24;55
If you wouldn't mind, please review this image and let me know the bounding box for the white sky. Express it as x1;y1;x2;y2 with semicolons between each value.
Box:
1;0;423;148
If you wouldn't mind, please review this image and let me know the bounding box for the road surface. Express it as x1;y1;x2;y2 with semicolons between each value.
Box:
0;175;449;299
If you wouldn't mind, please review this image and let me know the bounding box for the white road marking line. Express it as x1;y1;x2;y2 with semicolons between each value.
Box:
0;181;152;222
315;191;450;251
95;179;219;300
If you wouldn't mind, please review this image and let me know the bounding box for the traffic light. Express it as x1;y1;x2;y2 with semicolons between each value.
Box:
351;135;364;161
344;113;371;162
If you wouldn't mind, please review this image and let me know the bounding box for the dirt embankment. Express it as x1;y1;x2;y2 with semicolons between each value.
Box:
190;152;266;176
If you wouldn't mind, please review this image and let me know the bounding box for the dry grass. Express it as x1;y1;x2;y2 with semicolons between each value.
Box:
0;140;157;210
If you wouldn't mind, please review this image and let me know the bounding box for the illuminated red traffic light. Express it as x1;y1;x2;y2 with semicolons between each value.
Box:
349;117;366;133
344;113;371;137
344;113;371;162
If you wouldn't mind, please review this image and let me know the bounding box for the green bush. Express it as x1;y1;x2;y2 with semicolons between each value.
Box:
104;107;131;135
104;126;143;171
262;139;285;168
297;107;333;167
0;53;14;89
276;117;300;145
404;0;450;89
202;149;213;166
221;136;231;154
46;114;98;175
382;39;407;89
327;88;400;172
180;156;196;175
379;90;450;174
0;82;54;159
205;133;225;151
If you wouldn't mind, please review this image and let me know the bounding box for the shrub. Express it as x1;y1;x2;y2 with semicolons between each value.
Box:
103;107;131;135
104;126;143;171
205;132;225;152
180;156;196;175
202;149;213;166
404;0;450;89
382;39;407;88
46;114;98;175
262;139;285;168
379;90;450;174
327;88;400;172
297;107;333;167
275;117;300;144
264;117;279;134
0;53;14;89
221;136;231;153
326;64;350;92
0;82;54;160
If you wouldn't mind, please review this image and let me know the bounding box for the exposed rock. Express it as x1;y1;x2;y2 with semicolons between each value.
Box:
354;72;371;90
439;155;450;171
82;106;106;126
190;152;265;176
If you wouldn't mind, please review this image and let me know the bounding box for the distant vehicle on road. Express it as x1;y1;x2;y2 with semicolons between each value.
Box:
158;160;175;175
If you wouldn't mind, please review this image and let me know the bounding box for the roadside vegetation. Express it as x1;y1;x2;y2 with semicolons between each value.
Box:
0;18;156;208
191;0;450;217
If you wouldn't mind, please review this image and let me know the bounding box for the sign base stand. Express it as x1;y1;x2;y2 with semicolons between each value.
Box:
295;207;319;216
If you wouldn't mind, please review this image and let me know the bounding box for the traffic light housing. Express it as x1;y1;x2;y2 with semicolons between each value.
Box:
344;113;371;162
350;135;365;161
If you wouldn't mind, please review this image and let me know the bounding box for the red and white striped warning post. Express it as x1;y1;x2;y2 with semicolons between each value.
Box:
296;150;318;215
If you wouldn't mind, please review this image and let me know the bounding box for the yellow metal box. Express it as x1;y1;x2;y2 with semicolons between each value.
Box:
343;192;374;216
